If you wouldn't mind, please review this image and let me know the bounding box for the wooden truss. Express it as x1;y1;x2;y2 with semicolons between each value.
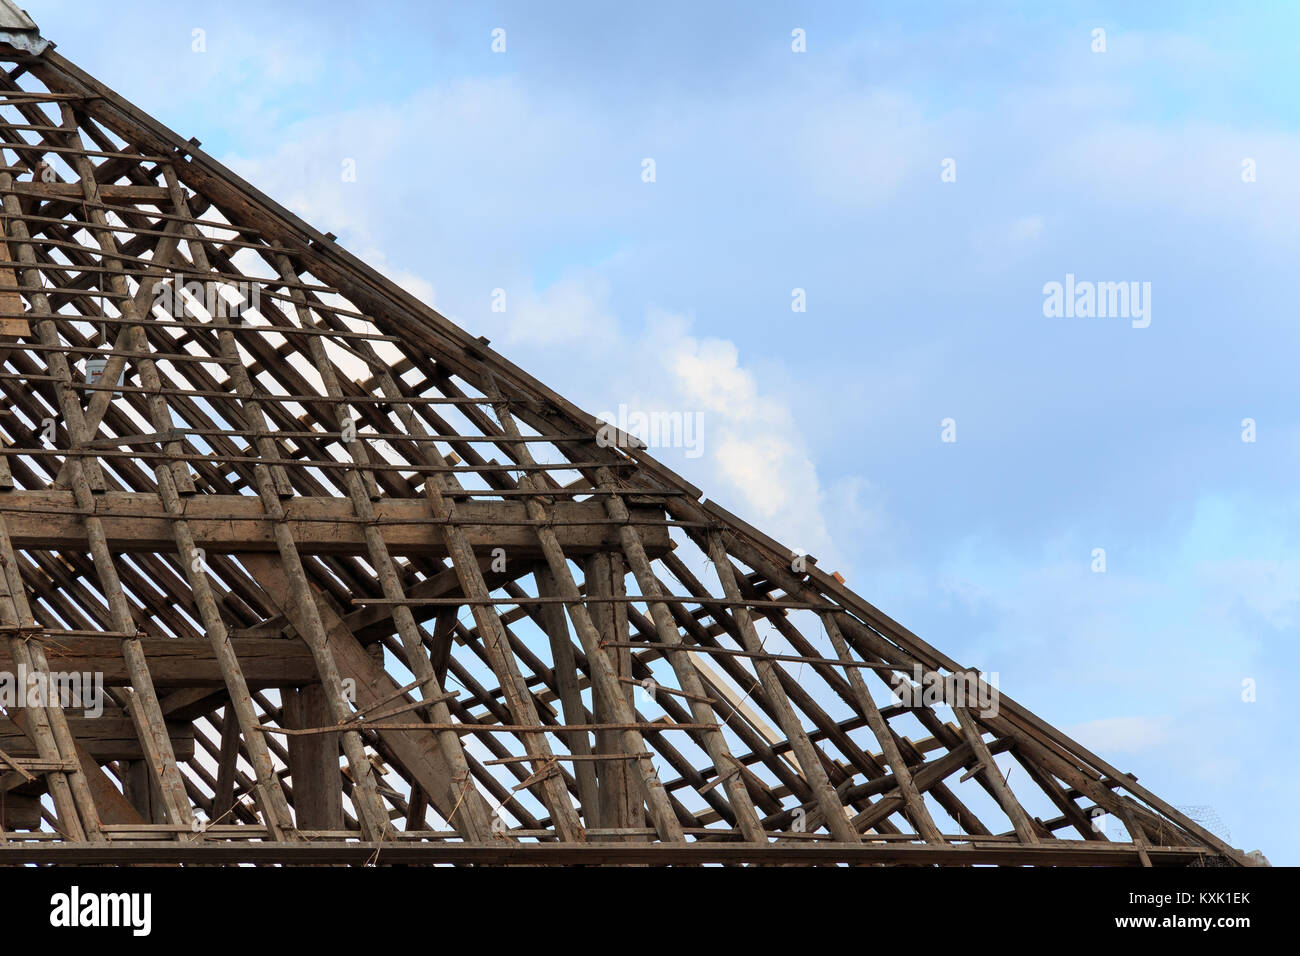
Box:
0;30;1249;866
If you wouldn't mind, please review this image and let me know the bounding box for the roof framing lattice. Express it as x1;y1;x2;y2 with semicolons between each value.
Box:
0;19;1252;866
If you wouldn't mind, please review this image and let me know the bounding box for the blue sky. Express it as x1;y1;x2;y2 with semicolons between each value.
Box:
37;0;1298;860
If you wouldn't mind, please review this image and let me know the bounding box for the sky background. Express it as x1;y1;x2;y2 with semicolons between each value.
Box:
34;0;1298;861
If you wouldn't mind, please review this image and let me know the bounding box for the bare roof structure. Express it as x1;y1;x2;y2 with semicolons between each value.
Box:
0;10;1254;866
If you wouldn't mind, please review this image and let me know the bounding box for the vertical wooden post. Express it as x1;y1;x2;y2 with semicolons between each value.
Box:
122;759;163;823
212;711;240;824
597;473;767;842
534;565;601;826
283;684;343;830
585;551;643;836
481;384;685;843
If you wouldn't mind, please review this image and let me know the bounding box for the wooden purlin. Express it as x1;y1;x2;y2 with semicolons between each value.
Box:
0;839;1224;866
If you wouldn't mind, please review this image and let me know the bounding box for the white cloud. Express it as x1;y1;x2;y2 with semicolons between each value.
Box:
496;293;842;564
658;322;834;554
1066;715;1173;754
503;276;617;348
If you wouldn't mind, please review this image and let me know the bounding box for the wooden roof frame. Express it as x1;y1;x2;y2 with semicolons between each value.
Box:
0;29;1253;866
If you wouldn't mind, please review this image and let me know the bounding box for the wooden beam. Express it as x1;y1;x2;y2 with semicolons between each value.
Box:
0;717;194;761
0;792;41;829
212;713;239;824
282;684;343;829
0;725;145;827
586;551;642;836
0;492;673;557
0;637;319;687
534;565;601;826
0;839;1215;866
0;239;28;337
4;181;174;202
